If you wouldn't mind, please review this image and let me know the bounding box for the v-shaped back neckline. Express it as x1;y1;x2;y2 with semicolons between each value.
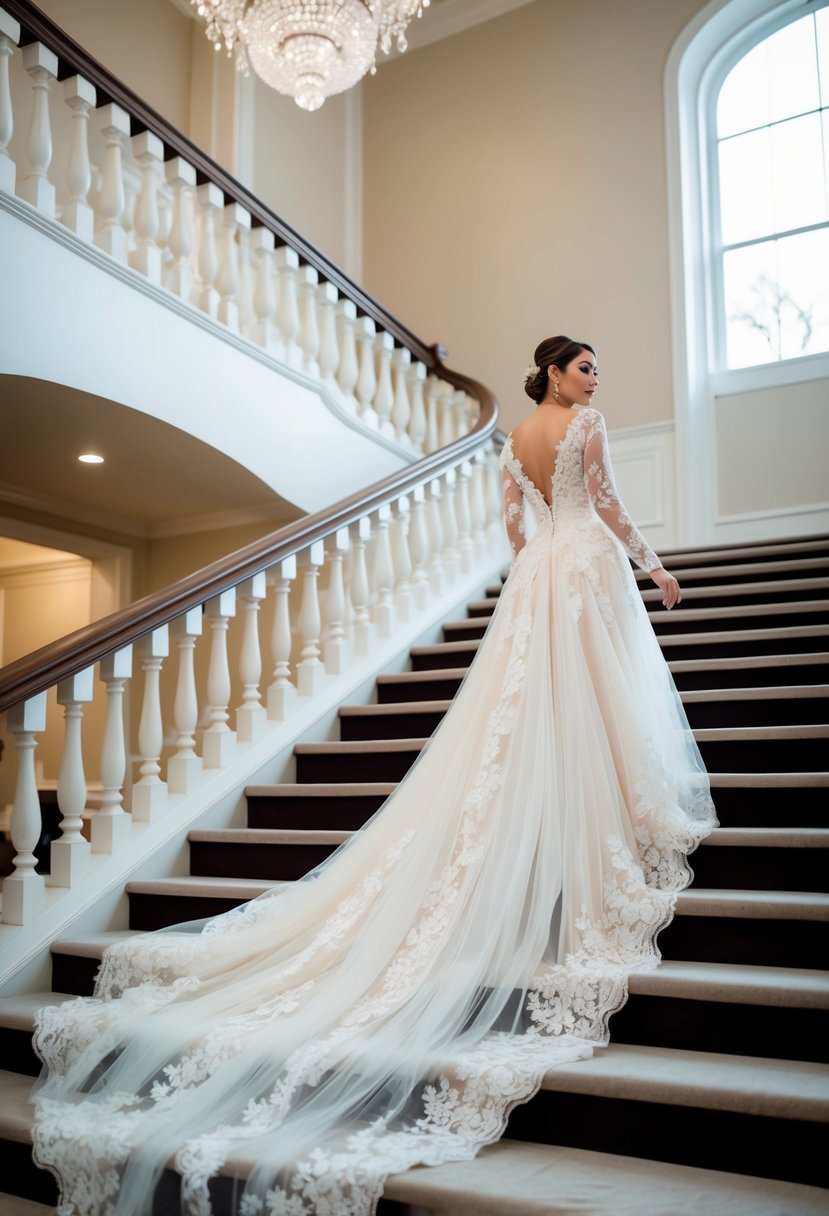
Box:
504;407;585;511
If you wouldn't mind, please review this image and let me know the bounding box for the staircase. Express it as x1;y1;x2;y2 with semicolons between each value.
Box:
1;534;828;1214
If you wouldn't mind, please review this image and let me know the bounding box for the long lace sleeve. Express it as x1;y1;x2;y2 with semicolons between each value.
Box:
584;411;662;573
502;466;526;555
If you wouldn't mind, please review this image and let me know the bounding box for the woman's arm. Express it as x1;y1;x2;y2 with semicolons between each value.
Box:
583;411;662;573
502;466;526;556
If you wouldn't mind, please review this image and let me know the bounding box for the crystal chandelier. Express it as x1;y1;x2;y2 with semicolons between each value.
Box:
191;0;431;112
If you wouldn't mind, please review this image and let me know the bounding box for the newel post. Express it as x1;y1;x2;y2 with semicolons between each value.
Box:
2;692;47;925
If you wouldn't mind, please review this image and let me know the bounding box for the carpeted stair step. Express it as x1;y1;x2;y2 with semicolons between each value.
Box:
377;667;468;703
639;536;829;570
693;724;828;772
632;553;829;588
0;991;75;1077
507;1043;829;1187
339;700;449;742
660;889;829;969
294;738;427;784
680;685;829;728
410;639;480;671
189;828;350;880
50;931;141;997
655;622;829;660
127;876;285;932
692;827;829;892
708;772;829;828
246;782;395;830
616;960;829;1063
668;651;829;690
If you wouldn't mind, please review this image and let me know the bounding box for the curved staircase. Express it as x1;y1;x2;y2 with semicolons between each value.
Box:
1;533;828;1214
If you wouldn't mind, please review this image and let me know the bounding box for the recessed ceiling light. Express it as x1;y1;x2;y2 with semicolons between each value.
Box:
78;453;104;464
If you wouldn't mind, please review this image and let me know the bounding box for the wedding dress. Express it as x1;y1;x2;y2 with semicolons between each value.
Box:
31;404;717;1216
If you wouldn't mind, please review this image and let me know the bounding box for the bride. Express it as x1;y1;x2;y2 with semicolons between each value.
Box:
31;334;717;1216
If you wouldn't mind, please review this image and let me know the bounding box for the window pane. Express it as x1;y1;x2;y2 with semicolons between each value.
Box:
818;7;829;107
766;15;820;125
718;40;771;137
771;112;827;232
723;231;829;367
719;128;773;245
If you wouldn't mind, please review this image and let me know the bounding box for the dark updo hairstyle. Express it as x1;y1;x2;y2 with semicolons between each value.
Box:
523;335;597;404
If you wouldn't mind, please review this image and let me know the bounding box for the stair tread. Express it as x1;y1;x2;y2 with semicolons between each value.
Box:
692;723;828;739
681;684;829;701
443;600;829;630
418;624;829;652
708;771;829;786
377;668;469;684
340;700;451;716
627;960;829;1008
0;1070;825;1213
676;888;829;919
668;651;829;671
538;1043;829;1120
640;554;829;580
645;537;829;562
246;783;396;797
703;827;829;847
0;990;75;1030
295;738;428;753
189;828;351;845
0;1194;55;1216
296;725;827;750
125;877;287;898
410;639;480;655
51;930;140;958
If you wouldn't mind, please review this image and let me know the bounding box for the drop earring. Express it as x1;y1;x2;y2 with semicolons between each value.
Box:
553;380;560;402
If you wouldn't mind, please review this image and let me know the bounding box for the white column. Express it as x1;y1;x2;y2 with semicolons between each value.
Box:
218;202;249;331
456;460;474;572
374;331;395;438
335;299;359;410
132;625;169;823
236;222;254;338
392;495;413;622
408;484;430;612
267;555;297;720
19;42;57;217
391;347;412;446
297;541;324;697
427;479;446;595
275;246;301;367
470;451;487;547
94;102;129;261
168;607;202;795
349;516;371;656
298;264;321;376
441;467;460;585
407;362;427;453
196;181;222;318
203;590;237;768
425;375;441;453
356;317;379;427
50;668;94;888
236;572;267;742
61;75;96;241
0;10;20;195
251;226;280;353
372;504;394;638
317;281;339;381
324;528;349;675
164;156;196;300
2;692;47;925
129;129;163;282
91;647;133;854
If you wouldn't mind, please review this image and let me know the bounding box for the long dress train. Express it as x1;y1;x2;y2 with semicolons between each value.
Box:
31;404;717;1216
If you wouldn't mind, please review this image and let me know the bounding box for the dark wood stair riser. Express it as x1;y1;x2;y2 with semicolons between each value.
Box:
692;844;829;892
652;608;829;635
650;586;829;609
697;737;825;773
339;710;445;742
377;676;465;703
640;564;829;589
295;750;420;784
128;893;247;932
683;697;829;728
506;1092;826;1188
671;662;829;691
189;840;338;881
411;647;477;671
608;994;829;1063
658;915;827;970
711;785;829;829
658;635;828;661
247;793;388;830
0;1142;57;1208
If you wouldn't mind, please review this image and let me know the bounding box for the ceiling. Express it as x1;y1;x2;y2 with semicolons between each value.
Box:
0;376;299;539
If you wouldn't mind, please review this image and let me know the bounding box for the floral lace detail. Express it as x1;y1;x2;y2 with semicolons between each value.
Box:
582;411;661;573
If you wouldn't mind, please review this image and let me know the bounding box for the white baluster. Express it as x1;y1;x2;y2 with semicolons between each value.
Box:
349;517;371;656
156;179;173;270
456;460;474;572
237;222;254;337
168;607;203;795
132;626;169;822
356;317;379;427
251;226;280;354
2;692;47;924
317;282;339;381
439;382;456;448
408;484;430;612
218;202;249;331
441;467;460;584
470;451;488;547
49;669;94;888
407;362;427;453
236;572;267;742
196;181;222;318
122;162;140;254
425;375;441;453
391;347;412;446
164;156;195;299
324;528;349;675
129;129;163;282
392;495;413;621
464;391;479;435
203;590;236;768
267;556;297;720
93;102;129;261
336;299;359;410
427;479;446;595
486;445;504;537
91;647;133;854
19;42;57;217
297;542;324;696
372;504;394;638
275;245;301;367
0;10;20;194
61;75;96;241
374;331;395;437
452;390;467;439
297;264;321;376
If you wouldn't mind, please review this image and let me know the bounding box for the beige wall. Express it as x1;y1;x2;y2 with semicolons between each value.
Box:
362;0;710;434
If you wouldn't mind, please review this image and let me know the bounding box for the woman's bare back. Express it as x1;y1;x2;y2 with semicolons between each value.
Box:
510;405;581;508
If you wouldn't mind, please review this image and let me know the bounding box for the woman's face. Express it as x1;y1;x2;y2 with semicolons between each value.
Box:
550;349;598;405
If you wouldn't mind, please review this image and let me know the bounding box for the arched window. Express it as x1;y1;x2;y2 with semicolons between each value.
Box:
712;6;829;369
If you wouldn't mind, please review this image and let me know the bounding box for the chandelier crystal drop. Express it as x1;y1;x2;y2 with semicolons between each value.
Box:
192;0;431;112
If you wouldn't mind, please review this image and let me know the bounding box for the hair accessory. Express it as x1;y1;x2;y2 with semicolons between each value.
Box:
525;364;541;378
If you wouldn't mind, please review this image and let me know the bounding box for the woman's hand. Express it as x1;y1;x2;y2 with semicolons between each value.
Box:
650;566;681;610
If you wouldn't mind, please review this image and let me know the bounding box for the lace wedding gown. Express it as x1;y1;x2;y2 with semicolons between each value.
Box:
32;404;717;1216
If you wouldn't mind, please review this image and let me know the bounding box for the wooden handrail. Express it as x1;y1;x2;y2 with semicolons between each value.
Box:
1;0;435;364
0;358;498;714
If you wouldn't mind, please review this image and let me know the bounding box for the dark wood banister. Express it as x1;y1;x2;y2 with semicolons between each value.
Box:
2;0;435;364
